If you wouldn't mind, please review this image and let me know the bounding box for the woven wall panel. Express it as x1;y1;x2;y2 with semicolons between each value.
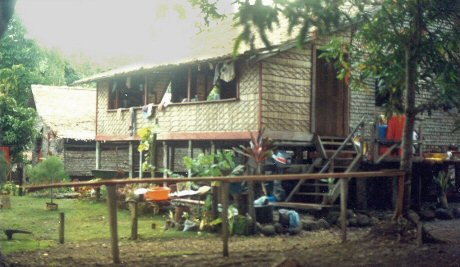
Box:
261;48;311;136
262;62;308;80
97;63;260;137
64;150;95;176
100;147;130;171
349;79;460;149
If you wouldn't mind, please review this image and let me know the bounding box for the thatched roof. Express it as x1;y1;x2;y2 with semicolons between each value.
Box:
74;16;302;84
31;85;96;141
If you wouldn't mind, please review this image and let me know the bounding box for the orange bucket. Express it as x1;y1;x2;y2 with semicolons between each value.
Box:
145;187;170;201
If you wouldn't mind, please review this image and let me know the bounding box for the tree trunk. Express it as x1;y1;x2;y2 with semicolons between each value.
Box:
400;1;422;217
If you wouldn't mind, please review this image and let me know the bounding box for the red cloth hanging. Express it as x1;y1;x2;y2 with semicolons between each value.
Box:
387;115;406;156
386;115;406;141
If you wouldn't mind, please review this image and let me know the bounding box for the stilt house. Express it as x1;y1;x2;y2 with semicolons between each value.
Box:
75;19;460;209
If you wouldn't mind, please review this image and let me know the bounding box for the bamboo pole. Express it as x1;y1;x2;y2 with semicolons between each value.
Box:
221;182;230;257
59;212;65;244
106;185;120;264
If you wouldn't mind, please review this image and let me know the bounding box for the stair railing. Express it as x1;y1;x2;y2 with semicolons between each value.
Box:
285;115;368;202
318;115;367;174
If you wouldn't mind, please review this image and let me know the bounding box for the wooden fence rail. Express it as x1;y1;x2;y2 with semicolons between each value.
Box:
25;170;405;264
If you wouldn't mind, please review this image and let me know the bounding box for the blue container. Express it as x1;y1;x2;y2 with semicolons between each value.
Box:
267;195;277;203
378;125;388;140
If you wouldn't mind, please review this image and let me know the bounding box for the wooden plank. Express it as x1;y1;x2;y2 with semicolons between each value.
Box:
25;170;406;191
270;202;335;211
171;199;205;205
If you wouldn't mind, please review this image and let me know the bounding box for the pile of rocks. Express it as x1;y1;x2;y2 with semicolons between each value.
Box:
256;209;380;236
419;205;460;221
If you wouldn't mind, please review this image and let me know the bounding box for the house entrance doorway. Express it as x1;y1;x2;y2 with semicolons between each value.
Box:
314;51;349;137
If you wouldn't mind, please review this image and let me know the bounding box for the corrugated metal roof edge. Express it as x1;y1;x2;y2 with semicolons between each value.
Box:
72;42;292;85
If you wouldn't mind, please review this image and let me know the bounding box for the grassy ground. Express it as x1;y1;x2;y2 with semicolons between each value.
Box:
0;195;199;255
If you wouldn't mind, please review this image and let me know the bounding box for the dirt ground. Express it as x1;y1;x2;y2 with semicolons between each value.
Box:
5;216;460;267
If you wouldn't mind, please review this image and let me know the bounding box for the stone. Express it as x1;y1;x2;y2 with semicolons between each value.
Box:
336;217;350;227
451;207;460;219
347;209;355;219
435;208;453;220
356;214;371;227
370;217;380;226
419;209;436;221
259;224;276;236
303;221;319;231
274;222;287;234
348;216;358;227
325;211;340;225
317;218;330;229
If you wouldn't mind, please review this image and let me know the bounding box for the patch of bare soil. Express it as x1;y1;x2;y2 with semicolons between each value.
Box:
6;217;460;267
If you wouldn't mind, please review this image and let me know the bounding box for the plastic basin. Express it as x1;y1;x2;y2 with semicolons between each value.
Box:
145;187;171;201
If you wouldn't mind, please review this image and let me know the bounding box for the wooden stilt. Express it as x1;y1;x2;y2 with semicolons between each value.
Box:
96;142;101;169
188;140;193;178
139;150;143;179
221;182;230;257
128;142;133;178
106;185;121;264
163;141;168;187
340;178;348;243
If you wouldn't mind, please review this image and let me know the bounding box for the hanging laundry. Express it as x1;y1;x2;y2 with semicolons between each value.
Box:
213;62;221;85
158;82;172;111
129;107;136;136
142;103;154;119
219;61;235;82
212;61;236;84
207;84;221;101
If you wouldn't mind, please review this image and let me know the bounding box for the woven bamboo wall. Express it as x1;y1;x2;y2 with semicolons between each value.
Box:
96;64;259;138
64;150;95;177
261;45;312;140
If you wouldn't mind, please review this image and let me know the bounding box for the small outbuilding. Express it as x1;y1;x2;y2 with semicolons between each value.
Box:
31;85;97;180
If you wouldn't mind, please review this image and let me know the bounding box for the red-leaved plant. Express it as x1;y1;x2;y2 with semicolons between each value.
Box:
233;128;275;195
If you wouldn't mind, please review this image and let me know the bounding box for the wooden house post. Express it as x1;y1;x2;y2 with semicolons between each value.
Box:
96;142;101;169
187;66;192;101
128;142;133;178
163;141;168;187
221;181;230;257
139;150;143;178
188;140;193;178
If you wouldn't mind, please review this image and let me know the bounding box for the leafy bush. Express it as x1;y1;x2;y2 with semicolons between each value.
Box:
27;156;69;203
0;153;9;187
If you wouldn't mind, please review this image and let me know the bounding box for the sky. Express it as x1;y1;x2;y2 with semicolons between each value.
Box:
15;0;235;66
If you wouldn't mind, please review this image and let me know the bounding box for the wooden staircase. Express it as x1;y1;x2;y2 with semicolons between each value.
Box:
275;116;366;210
